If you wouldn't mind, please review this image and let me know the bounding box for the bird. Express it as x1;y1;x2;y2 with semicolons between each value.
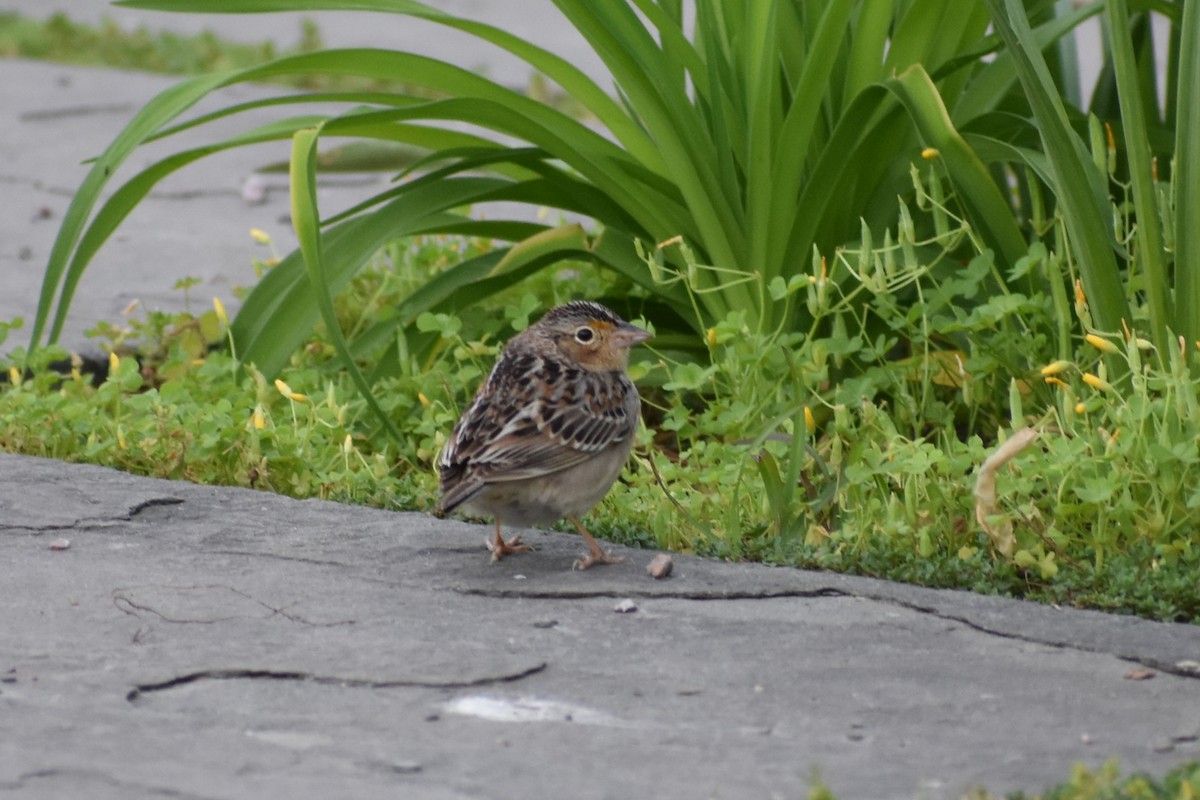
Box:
437;300;652;570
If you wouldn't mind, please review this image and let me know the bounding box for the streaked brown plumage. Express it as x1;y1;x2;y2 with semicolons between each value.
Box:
437;301;651;569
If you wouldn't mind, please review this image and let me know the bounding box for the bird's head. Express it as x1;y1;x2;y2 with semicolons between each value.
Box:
534;300;652;372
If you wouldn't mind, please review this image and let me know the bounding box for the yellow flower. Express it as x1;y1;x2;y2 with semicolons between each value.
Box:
213;296;229;327
251;406;266;430
109;352;120;375
803;406;816;436
274;379;309;403
418;392;431;408
921;147;939;160
8;367;20;387
1082;373;1112;392
1085;333;1118;354
706;328;718;347
1040;360;1071;376
249;228;272;245
1074;402;1087;415
1044;376;1069;388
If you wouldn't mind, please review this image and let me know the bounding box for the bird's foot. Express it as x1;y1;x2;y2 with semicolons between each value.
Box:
572;549;625;571
486;534;530;561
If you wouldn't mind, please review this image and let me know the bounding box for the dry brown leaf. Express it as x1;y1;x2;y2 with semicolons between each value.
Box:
973;427;1039;557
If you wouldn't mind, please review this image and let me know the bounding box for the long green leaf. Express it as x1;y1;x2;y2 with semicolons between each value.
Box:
29;70;234;354
1105;0;1172;355
1174;0;1200;343
117;0;661;168
888;65;1027;268
33;44;694;355
764;0;859;284
47;116;327;346
234;178;518;376
951;3;1100;124
552;2;746;282
783;85;899;268
289;125;403;441
985;0;1132;338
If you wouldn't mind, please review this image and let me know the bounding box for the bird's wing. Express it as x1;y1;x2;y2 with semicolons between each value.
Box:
437;351;636;512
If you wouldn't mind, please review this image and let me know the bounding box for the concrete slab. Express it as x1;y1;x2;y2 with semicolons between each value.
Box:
2;452;1200;800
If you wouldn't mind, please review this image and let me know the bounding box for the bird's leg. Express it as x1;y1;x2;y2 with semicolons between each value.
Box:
570;516;624;570
485;519;529;561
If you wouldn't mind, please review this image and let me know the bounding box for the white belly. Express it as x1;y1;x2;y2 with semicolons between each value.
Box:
462;437;634;526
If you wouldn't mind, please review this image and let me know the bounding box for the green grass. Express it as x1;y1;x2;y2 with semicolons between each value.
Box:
0;10;578;101
808;760;1200;800
0;11;317;82
4;199;1200;623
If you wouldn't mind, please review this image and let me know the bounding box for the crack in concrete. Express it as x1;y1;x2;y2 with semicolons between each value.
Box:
1;767;218;799
1;522;116;535
127;497;186;517
112;584;356;628
0;172;253;202
451;587;844;601
0;174;86;200
454;585;1199;680
206;549;355;569
125;662;548;703
0;496;185;535
20;103;136;121
856;593;1200;681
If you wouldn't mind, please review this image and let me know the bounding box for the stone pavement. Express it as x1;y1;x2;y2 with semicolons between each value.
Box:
3;452;1200;800
2;6;1200;799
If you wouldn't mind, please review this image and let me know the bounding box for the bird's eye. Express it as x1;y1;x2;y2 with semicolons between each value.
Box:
574;326;595;344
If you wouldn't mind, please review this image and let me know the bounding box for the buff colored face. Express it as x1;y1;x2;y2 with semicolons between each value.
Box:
553;319;651;372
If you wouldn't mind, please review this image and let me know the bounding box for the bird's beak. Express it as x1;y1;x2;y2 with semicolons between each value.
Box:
612;323;653;349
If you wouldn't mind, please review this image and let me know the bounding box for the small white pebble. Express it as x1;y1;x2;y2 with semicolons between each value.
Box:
241;174;268;205
48;538;70;551
512;574;527;581
613;598;637;614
